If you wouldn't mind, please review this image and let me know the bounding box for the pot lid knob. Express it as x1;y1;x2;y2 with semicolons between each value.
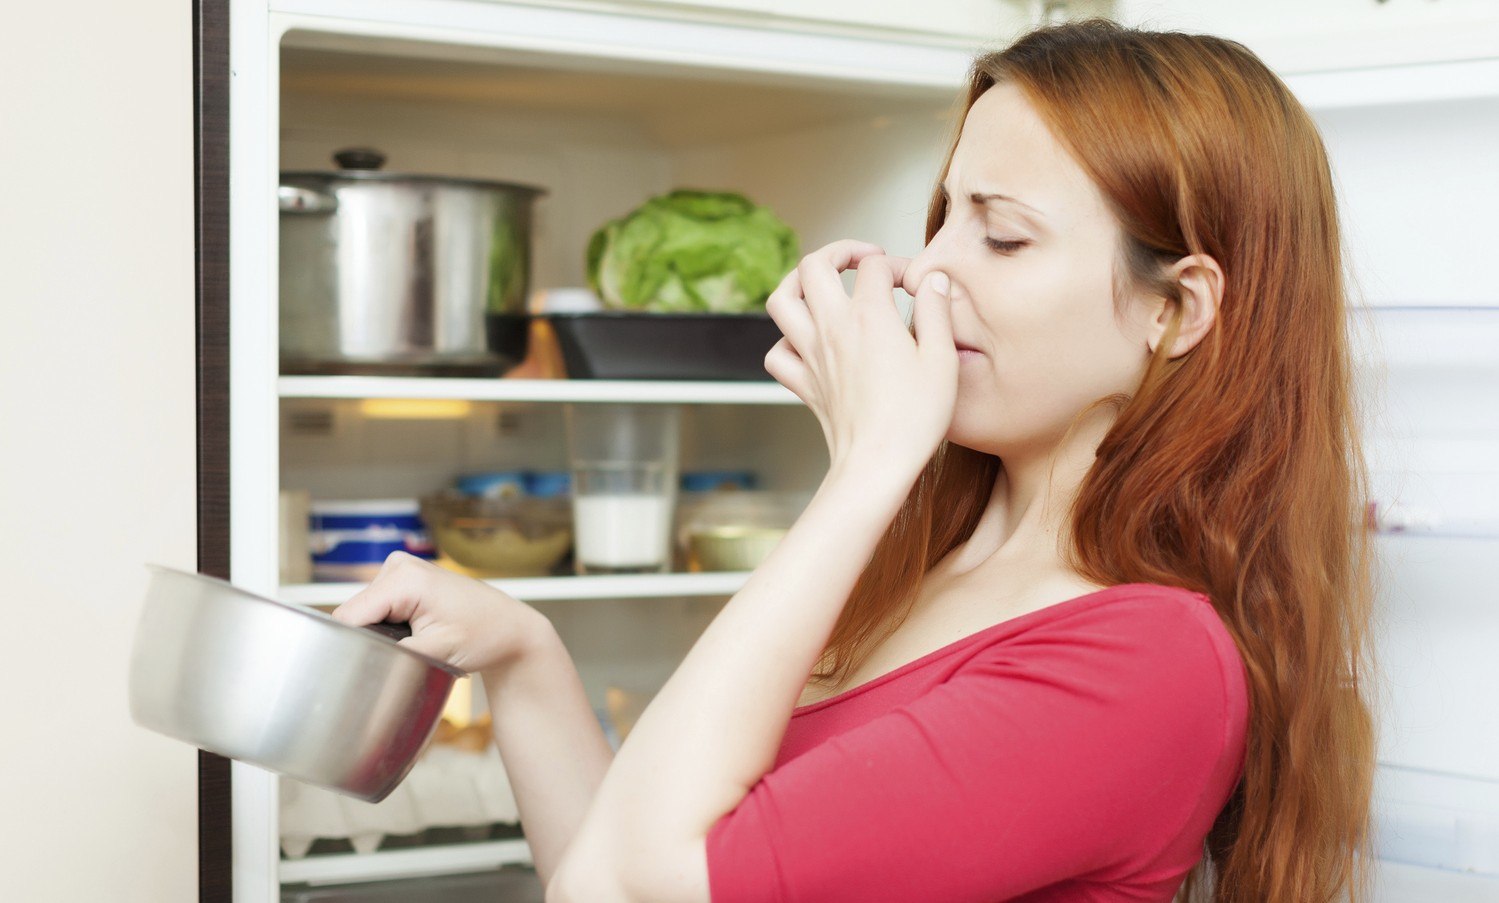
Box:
333;147;387;171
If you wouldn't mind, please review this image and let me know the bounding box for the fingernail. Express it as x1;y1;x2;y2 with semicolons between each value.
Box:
931;272;950;294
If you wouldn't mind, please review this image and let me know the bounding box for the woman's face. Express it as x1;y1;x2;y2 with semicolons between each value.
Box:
904;82;1158;459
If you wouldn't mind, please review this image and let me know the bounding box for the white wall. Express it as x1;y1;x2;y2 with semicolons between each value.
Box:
0;0;198;900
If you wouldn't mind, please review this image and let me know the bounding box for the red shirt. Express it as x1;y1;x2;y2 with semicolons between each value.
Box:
706;583;1249;903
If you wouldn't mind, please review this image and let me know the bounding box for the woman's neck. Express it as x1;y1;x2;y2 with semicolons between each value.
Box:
950;408;1117;579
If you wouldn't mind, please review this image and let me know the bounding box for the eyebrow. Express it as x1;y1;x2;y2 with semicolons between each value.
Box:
938;182;1045;218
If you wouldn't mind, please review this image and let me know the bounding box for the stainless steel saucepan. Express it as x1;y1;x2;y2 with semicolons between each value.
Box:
128;564;463;803
279;147;546;377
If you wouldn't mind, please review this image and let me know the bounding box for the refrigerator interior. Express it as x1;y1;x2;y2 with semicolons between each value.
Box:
273;27;972;723
270;30;1499;898
274;33;941;883
278;37;963;277
280;400;826;700
274;31;956;709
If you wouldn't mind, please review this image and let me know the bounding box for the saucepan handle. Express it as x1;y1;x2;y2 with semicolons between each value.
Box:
363;621;413;642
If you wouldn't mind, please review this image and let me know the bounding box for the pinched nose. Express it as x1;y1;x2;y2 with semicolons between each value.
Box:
870;245;948;299
899;250;945;298
901;221;966;297
900;263;943;298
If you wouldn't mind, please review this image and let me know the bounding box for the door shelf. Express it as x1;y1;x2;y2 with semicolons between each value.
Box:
282;570;752;606
278;375;802;406
279;838;532;887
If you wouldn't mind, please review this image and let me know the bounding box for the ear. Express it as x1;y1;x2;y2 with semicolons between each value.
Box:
1149;253;1222;359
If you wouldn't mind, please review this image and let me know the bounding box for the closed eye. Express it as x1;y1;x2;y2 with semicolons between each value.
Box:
984;238;1028;253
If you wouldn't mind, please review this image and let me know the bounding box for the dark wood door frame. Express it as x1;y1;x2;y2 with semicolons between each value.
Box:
194;0;233;898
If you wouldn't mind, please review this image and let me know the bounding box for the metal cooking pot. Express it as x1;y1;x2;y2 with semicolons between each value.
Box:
279;147;546;376
128;564;463;803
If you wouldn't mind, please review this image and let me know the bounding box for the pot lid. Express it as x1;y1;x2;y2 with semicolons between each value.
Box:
281;147;547;196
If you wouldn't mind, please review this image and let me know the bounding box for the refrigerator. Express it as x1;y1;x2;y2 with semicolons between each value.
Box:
197;0;1499;896
1355;305;1499;901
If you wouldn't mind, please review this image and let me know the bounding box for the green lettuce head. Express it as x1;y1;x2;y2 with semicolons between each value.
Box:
586;189;799;313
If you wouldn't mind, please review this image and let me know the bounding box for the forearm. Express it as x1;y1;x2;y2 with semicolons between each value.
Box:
563;459;917;884
481;615;615;888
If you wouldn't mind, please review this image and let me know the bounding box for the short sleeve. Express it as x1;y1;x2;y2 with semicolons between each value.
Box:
705;593;1246;903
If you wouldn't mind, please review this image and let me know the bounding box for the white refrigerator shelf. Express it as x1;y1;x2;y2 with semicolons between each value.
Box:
278;376;802;406
280;570;752;605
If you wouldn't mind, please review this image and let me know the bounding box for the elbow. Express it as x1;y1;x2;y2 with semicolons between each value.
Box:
542;866;585;903
545;860;636;903
556;853;710;903
547;831;711;903
540;873;569;903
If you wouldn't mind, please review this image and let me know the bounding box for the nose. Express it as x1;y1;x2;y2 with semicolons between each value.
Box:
899;234;950;298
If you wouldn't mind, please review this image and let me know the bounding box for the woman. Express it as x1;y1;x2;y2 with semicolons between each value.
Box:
334;18;1378;903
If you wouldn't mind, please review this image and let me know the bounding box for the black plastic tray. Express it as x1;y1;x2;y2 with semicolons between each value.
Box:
542;312;782;381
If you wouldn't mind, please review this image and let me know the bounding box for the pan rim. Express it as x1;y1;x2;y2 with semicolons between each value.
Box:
142;563;467;678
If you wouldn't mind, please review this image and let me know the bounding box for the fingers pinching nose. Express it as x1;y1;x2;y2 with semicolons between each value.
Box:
900;267;946;297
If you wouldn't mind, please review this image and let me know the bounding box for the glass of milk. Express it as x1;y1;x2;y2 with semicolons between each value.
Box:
564;403;681;575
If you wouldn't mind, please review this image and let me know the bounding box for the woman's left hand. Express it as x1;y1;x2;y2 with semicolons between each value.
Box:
762;239;958;480
330;551;550;675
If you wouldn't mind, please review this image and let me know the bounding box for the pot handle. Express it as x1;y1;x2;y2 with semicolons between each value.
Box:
278;184;338;214
364;621;414;642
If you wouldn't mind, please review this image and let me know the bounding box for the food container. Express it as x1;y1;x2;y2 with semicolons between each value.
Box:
279;147;545;377
535;287;605;314
524;471;572;498
680;470;757;492
456;471;529;500
421;490;573;578
672;471;757;569
309;499;436;583
676;489;808;572
542;312;783;380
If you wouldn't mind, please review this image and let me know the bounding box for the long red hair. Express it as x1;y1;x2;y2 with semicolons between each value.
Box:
811;19;1379;903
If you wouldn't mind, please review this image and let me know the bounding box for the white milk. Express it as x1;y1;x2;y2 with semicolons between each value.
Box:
573;492;674;570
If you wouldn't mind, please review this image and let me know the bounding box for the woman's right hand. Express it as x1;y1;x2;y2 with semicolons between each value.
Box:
330;551;551;675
